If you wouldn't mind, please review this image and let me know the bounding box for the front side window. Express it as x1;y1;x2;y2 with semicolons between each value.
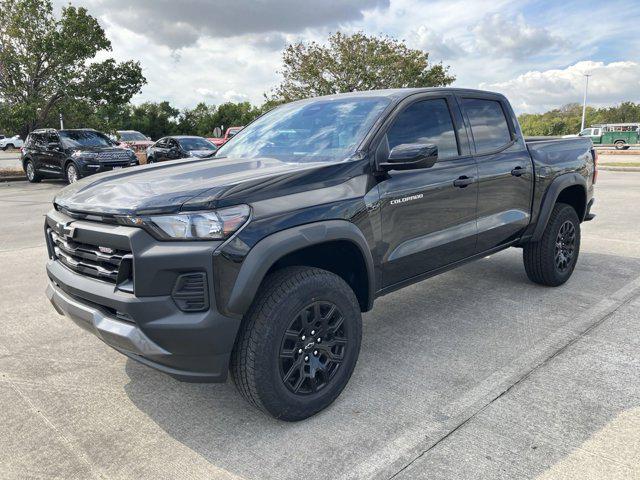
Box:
386;98;459;159
579;129;593;136
217;97;390;163
59;130;113;149
462;98;512;153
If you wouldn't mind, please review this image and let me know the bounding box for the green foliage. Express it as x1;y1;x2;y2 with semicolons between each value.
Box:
0;0;145;136
268;31;455;102
518;102;640;136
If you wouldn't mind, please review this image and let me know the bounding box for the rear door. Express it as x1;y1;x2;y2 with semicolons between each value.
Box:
378;93;478;287
459;95;533;252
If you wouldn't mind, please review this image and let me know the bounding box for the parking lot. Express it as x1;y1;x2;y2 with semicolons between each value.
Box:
1;171;639;479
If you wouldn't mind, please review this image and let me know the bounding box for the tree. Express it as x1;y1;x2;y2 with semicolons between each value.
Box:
177;102;217;137
119;102;180;140
518;102;640;137
267;32;455;103
210;102;262;132
0;0;145;136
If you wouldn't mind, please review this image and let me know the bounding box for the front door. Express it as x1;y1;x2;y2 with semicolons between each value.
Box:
459;96;533;252
378;95;478;287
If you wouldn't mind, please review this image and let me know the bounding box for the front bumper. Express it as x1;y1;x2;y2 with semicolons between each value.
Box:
45;209;241;382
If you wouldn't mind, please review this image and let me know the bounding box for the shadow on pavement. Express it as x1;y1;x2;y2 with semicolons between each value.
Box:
123;249;640;480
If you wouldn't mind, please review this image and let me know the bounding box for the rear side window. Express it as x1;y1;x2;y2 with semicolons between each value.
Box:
386;99;459;159
462;98;512;153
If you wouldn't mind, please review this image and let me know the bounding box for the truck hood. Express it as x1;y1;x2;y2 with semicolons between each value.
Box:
54;156;366;215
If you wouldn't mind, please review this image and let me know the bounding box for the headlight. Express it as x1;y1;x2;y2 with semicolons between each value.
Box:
73;151;98;160
121;204;250;240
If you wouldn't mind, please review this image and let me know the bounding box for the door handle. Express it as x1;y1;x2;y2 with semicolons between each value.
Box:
511;166;525;177
453;176;474;188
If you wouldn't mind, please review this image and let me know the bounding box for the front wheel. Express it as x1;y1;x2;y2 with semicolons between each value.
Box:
65;162;80;184
523;202;581;286
25;160;41;183
231;266;362;421
614;140;626;150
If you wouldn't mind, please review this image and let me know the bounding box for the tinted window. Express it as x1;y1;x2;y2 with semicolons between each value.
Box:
59;130;113;148
217;97;390;163
462;98;512;153
386;99;459;159
119;131;147;141
177;137;217;151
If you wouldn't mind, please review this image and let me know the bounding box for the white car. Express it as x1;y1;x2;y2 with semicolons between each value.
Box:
0;135;24;150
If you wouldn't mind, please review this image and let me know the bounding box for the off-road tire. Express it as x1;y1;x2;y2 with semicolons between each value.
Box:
523;202;581;286
230;266;362;421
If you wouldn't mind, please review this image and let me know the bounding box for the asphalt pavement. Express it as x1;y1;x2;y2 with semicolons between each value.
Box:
0;172;639;479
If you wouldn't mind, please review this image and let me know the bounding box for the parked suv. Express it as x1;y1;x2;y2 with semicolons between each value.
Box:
22;128;138;183
45;89;596;421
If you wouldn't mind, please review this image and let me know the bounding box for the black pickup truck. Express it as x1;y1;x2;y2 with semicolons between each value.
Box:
45;88;596;421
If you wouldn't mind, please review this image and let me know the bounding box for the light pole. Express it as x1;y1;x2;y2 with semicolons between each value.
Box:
580;73;591;132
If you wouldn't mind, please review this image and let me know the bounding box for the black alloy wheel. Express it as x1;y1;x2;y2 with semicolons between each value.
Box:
279;301;347;395
555;220;576;273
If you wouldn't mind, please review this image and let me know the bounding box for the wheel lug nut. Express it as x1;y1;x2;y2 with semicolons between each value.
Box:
311;330;316;335
304;355;309;361
317;338;321;343
301;335;306;340
313;350;318;356
298;348;303;354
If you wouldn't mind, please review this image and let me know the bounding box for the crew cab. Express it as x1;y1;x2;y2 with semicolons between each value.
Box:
44;88;596;421
22;128;138;184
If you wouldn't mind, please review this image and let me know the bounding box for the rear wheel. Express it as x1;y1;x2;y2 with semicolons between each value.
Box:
65;162;80;184
25;160;41;183
146;156;155;164
231;266;362;421
523;202;581;286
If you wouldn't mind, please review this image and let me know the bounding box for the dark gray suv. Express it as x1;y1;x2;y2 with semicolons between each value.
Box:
22;128;138;184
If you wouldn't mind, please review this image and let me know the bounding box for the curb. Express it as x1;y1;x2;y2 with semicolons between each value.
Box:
0;175;26;183
599;166;640;172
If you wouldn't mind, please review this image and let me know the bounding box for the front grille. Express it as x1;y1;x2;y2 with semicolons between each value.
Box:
97;150;131;162
48;228;131;284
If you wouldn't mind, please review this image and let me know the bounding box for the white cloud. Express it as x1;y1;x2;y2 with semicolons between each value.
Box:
57;0;638;113
482;61;640;113
412;26;466;60
471;13;568;58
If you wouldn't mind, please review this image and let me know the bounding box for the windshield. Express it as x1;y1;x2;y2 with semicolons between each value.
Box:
216;97;390;163
119;131;147;141
177;137;217;151
59;130;113;148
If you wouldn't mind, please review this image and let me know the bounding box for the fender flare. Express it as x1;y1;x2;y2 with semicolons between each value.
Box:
532;172;587;241
224;220;376;316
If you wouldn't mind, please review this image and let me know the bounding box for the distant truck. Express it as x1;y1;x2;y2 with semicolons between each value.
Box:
579;123;639;149
209;126;243;147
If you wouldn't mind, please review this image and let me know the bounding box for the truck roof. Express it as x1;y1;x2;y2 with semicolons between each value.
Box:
298;87;504;102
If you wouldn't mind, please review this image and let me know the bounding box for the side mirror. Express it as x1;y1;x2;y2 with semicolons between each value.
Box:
380;143;438;171
47;142;61;151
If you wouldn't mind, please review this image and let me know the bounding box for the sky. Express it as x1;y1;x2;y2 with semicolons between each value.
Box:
55;0;640;114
